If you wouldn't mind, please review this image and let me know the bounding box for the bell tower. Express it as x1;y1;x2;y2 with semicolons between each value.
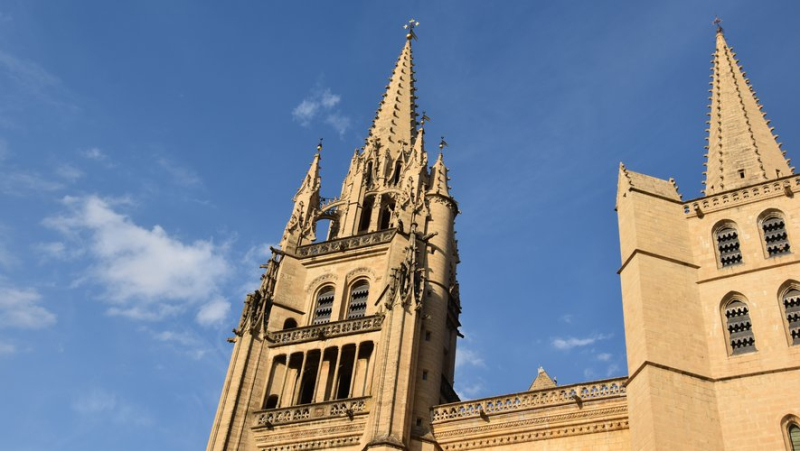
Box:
207;20;462;451
617;23;800;451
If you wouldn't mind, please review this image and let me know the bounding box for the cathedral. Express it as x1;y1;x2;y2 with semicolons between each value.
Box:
207;22;800;451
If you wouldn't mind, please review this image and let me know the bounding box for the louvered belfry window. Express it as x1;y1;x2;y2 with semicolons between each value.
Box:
789;423;800;450
716;226;743;267
347;282;369;319
725;300;756;355
783;289;800;346
312;287;335;325
763;216;791;257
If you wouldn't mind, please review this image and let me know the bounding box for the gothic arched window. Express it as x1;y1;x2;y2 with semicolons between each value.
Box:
760;211;791;257
723;297;756;355
347;281;369;319
781;287;800;346
312;287;335;325
715;223;743;267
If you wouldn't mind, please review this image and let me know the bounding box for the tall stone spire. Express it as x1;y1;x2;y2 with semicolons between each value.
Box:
703;26;792;195
366;31;419;156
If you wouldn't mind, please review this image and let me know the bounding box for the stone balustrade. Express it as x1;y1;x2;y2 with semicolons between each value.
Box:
253;396;370;428
430;378;627;423
267;315;384;347
298;229;396;258
684;175;800;216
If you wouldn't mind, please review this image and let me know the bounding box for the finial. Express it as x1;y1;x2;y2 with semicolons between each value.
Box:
316;138;323;153
420;111;431;126
439;136;448;153
713;16;723;34
404;18;420;41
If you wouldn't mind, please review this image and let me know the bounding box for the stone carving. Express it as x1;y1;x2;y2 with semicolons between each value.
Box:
267;315;384;346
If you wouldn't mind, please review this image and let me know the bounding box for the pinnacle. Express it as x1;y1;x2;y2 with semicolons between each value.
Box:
703;29;791;195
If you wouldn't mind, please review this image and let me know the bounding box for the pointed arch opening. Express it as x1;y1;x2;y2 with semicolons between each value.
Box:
364;161;374;188
781;414;800;451
312;286;335;325
760;209;791;258
391;161;403;186
378;195;396;231
779;281;800;346
714;221;743;268
358;195;375;234
347;281;369;319
721;293;757;355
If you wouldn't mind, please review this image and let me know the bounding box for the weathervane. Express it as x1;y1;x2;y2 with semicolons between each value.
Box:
713;15;723;34
404;18;420;40
420;111;431;126
439;136;448;153
317;138;323;153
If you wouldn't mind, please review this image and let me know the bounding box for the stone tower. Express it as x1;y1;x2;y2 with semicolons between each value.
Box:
617;25;800;451
207;25;461;451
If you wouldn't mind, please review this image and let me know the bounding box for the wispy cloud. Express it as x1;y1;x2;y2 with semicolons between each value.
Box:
0;282;56;329
455;379;485;400
605;363;621;377
0;169;64;195
292;84;351;137
0;50;61;100
72;388;153;426
455;347;485;369
196;298;230;326
551;333;612;351
81;147;108;161
157;158;201;188
596;352;612;362
148;327;212;359
55;163;83;182
0;341;15;355
43;195;231;323
560;314;573;324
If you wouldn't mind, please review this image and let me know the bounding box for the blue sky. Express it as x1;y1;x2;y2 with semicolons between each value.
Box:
1;1;799;450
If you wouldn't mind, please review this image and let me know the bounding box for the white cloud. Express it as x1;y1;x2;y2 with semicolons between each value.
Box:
455;380;485;400
606;363;621;377
325;113;352;137
149;328;211;359
292;85;351;136
0;283;56;329
455;347;485;369
0;50;61;98
196;298;230;326
0;169;64;195
81;147;107;161
560;314;573;324
0;341;15;355
157;158;201;187
72;388;152;426
33;241;83;261
55;163;83;182
44;195;231;322
551;333;612;351
0;138;8;162
596;352;612;362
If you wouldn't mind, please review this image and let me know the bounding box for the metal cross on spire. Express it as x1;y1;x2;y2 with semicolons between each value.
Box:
404;18;420;41
713;15;723;34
